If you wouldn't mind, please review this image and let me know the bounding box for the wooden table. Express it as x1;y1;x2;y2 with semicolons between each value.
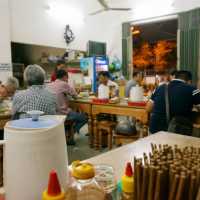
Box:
70;99;148;147
85;131;200;181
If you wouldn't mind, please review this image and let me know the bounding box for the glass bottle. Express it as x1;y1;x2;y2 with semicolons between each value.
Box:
95;165;117;200
66;162;105;200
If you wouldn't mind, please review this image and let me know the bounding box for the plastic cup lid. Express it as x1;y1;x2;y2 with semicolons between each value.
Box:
8;117;60;129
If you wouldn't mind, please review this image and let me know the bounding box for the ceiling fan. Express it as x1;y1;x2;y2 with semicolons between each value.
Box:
89;0;132;16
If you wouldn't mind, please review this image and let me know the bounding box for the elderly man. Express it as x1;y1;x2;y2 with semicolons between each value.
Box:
12;64;57;119
0;77;19;100
0;77;19;116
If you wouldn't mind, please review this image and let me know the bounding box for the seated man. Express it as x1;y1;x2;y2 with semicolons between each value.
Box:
0;77;19;100
47;69;88;143
98;71;119;97
0;77;18;139
125;71;143;97
12;65;57;119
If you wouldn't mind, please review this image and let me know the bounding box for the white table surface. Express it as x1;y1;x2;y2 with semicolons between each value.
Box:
1;132;200;195
85;132;200;180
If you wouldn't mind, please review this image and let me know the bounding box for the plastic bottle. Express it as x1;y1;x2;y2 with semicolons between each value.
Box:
66;161;105;200
42;170;65;200
121;162;134;200
94;165;117;200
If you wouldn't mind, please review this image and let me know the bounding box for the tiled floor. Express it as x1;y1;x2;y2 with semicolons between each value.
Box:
67;125;113;164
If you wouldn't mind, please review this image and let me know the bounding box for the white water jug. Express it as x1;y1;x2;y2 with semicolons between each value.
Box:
129;85;144;102
98;84;109;99
1;114;68;200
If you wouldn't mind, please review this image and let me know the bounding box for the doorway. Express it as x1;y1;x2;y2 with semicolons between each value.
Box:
131;18;178;75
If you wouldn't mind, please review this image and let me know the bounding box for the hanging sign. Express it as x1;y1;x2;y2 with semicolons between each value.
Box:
0;63;12;83
0;63;12;71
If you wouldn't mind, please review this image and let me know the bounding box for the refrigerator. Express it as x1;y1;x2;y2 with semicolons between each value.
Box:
80;56;108;93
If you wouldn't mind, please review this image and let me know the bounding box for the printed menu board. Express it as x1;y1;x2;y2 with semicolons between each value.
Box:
0;63;12;83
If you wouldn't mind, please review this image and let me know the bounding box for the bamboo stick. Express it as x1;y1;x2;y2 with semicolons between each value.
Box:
141;165;149;200
151;143;155;152
136;162;142;200
182;173;190;200
196;169;200;190
196;186;200;200
175;175;186;200
154;170;163;200
132;144;200;200
161;167;169;200
168;174;179;200
147;166;156;200
169;167;176;188
144;153;149;166
134;157;137;200
188;175;196;200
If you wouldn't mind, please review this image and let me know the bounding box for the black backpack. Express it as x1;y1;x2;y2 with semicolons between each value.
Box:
165;84;193;136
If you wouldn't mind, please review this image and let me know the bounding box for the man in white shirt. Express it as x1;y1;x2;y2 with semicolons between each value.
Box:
98;71;119;97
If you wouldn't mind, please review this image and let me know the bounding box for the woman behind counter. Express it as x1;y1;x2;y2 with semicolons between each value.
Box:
51;60;66;82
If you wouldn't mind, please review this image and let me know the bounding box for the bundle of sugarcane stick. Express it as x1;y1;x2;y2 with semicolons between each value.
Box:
133;144;200;200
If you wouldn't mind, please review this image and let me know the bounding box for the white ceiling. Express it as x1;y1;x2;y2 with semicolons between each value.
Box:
78;0;200;15
14;0;200;21
94;0;200;10
8;0;200;58
43;0;200;23
78;0;200;24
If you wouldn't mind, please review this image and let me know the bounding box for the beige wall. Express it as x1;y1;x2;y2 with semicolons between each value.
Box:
9;0;200;62
0;0;12;83
1;0;200;79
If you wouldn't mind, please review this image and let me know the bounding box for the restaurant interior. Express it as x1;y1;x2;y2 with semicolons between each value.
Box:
0;0;200;199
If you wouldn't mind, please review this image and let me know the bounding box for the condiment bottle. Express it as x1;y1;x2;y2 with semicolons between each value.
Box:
66;161;105;200
42;170;65;200
94;165;117;200
121;162;134;200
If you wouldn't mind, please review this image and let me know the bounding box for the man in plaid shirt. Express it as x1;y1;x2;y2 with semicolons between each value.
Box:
12;65;57;119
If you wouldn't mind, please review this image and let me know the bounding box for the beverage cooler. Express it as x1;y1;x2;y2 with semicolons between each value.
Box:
80;56;109;93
